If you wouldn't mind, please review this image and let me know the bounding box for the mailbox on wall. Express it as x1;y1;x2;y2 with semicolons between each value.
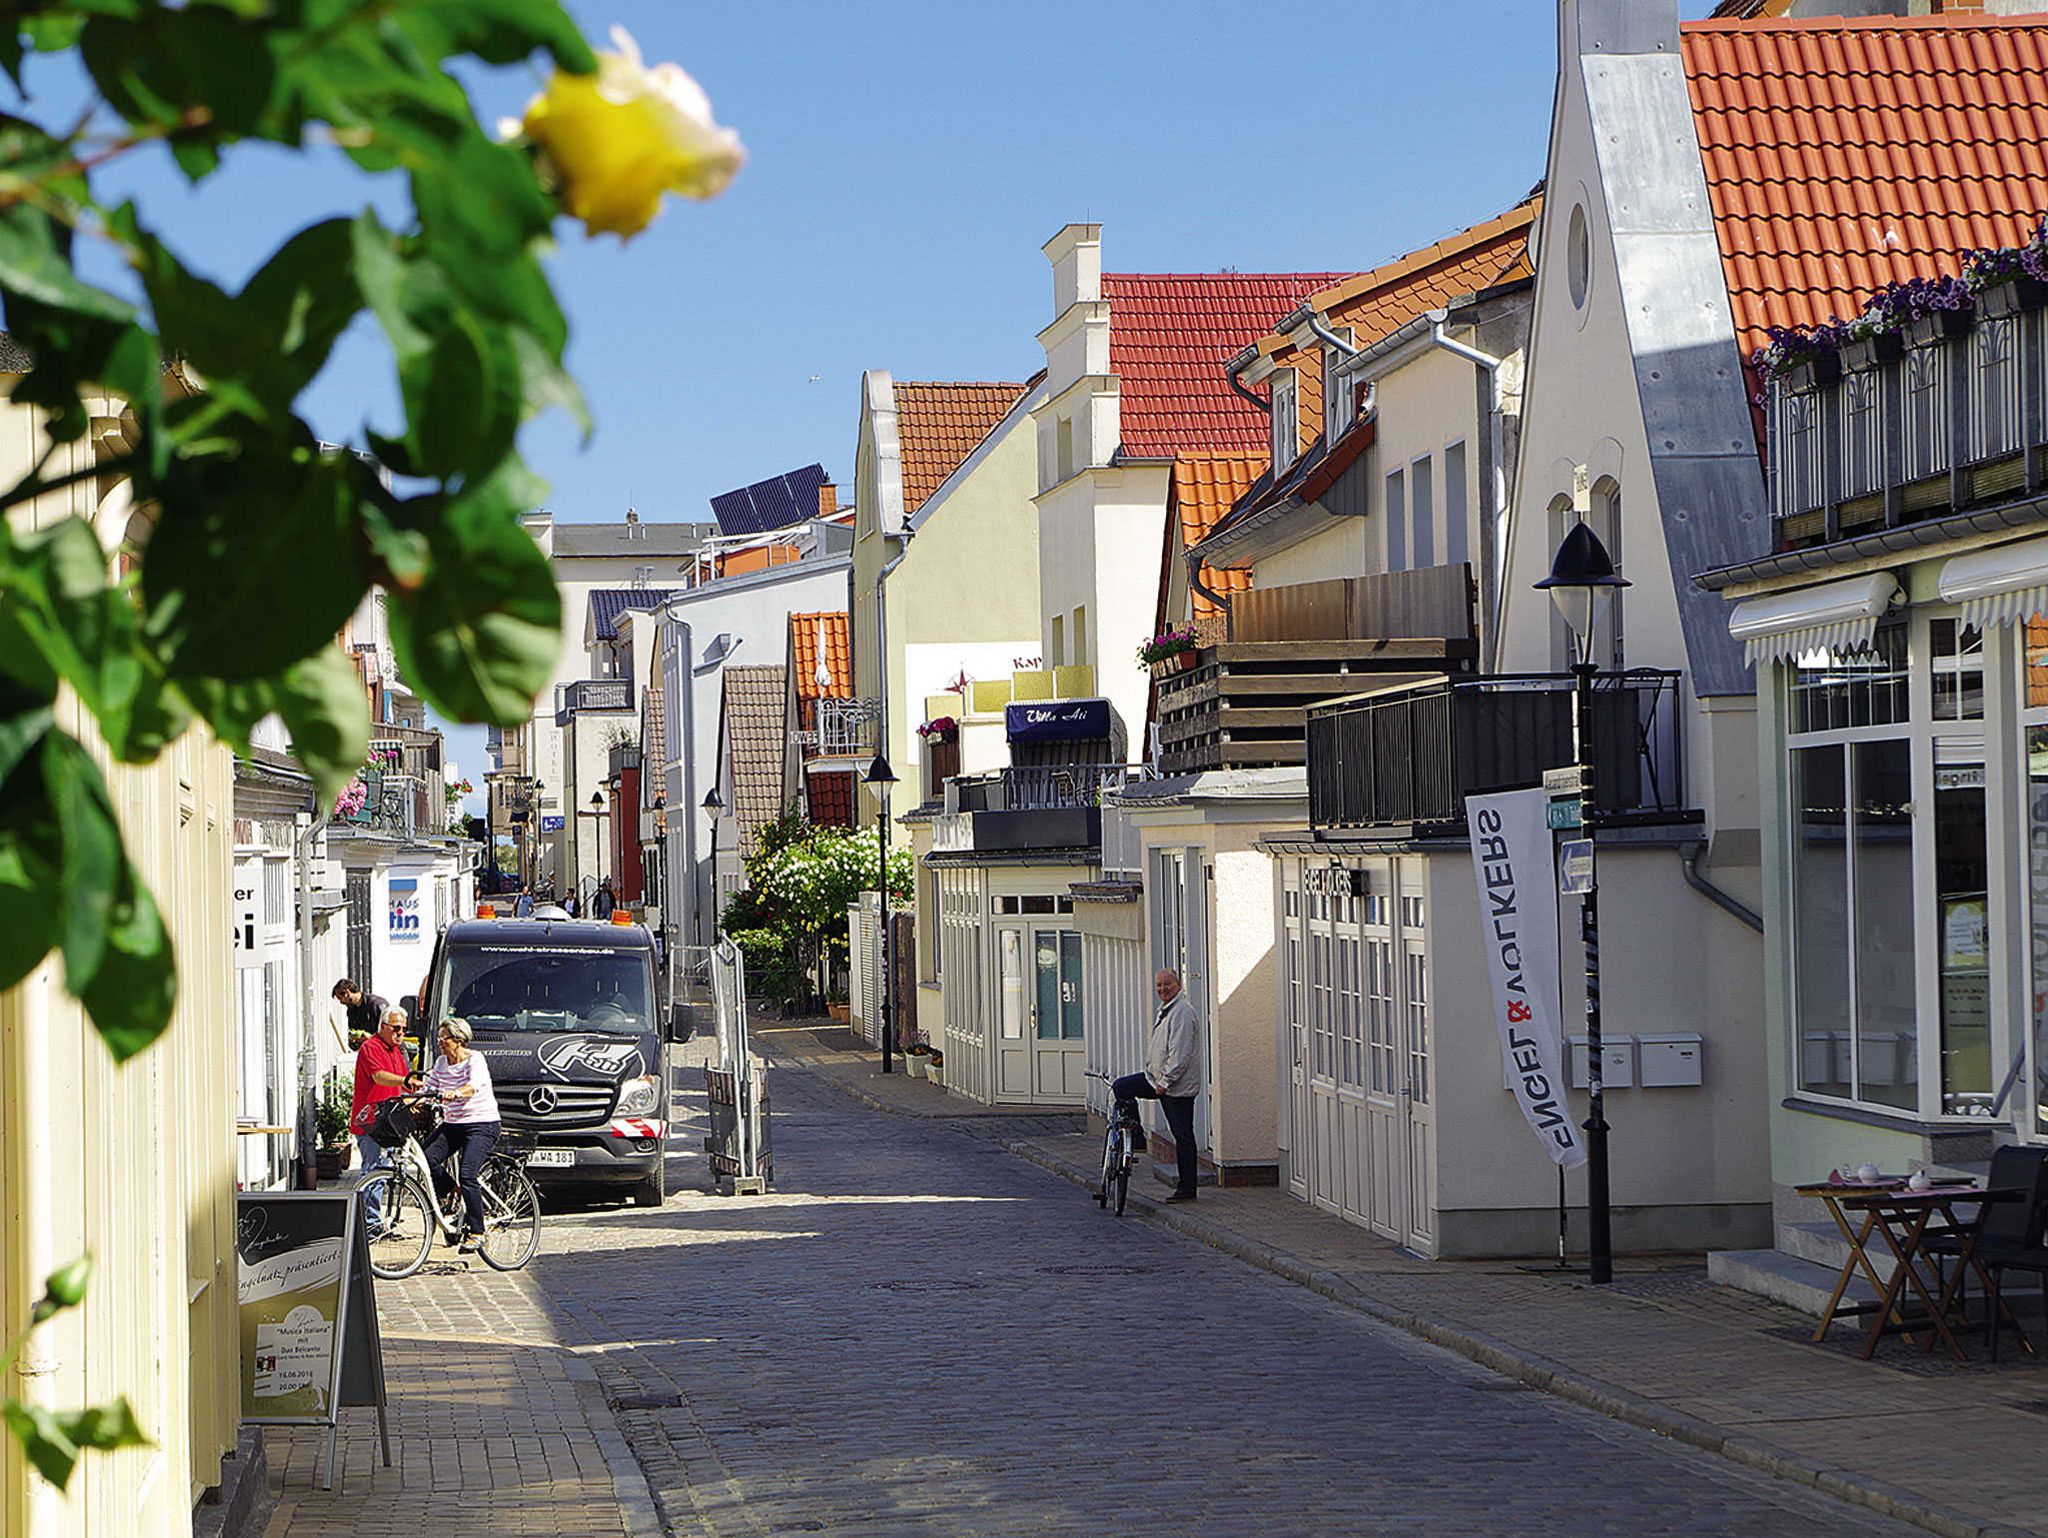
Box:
1637;1034;1704;1087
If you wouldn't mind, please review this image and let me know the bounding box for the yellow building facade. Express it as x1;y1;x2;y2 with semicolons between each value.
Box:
1;386;243;1536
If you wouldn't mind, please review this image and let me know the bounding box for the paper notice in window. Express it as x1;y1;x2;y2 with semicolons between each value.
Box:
252;1305;334;1407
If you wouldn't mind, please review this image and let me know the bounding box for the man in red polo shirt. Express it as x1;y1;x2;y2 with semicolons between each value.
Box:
351;1006;415;1225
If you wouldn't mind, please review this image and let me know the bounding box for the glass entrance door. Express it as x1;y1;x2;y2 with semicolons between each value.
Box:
1031;929;1085;1100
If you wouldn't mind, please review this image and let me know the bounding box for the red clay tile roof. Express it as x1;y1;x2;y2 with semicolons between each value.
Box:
805;767;856;828
1169;453;1266;621
1262;200;1540;373
788;612;852;713
1103;272;1353;459
1681;13;2048;365
893;381;1027;515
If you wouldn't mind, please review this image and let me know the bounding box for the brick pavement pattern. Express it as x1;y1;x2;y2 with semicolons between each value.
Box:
468;1048;1937;1536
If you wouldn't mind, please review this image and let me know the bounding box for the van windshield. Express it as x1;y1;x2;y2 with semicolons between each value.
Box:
437;944;653;1034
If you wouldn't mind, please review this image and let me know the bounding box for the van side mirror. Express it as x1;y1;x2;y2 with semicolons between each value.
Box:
400;995;425;1038
667;1005;694;1044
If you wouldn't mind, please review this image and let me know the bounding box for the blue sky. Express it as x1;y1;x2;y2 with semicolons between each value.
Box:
16;2;1715;805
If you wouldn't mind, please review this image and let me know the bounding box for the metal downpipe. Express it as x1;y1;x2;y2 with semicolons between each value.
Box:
1680;840;1763;933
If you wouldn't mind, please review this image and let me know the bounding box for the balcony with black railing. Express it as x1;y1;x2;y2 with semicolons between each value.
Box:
932;764;1151;855
1306;672;1693;833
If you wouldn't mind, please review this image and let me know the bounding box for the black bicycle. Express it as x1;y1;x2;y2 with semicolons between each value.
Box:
357;1097;542;1278
1087;1071;1142;1215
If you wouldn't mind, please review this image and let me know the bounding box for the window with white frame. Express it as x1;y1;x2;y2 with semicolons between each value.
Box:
1322;336;1355;438
1271;369;1299;473
1444;440;1469;569
1785;615;1992;1118
1409;454;1435;568
1385;467;1407;573
2020;617;2048;1139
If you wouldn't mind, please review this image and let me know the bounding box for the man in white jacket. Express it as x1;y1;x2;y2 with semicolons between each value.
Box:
1109;969;1202;1202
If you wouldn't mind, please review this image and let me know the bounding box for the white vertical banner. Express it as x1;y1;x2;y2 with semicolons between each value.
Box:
1466;788;1585;1169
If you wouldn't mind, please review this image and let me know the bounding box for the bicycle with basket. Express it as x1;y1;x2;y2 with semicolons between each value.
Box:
356;1093;542;1279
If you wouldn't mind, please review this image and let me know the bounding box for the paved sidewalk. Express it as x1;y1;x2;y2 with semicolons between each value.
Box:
766;1020;2048;1538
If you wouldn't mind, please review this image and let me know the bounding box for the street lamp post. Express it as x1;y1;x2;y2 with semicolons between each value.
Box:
865;754;898;1073
700;787;723;947
577;790;608;907
1534;519;1630;1286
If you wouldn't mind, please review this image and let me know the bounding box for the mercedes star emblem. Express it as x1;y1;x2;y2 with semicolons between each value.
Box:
527;1086;558;1116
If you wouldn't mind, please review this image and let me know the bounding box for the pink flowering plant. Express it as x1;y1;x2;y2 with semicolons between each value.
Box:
916;715;959;741
1137;626;1200;666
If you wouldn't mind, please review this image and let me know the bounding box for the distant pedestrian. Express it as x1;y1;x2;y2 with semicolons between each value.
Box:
594;881;616;920
350;1008;416;1226
564;893;580;918
1109;970;1202;1202
514;891;534;918
332;979;388;1046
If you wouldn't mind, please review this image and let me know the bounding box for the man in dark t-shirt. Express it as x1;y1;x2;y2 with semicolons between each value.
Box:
332;978;388;1046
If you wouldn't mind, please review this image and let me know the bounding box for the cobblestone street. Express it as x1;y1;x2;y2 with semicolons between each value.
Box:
288;1053;1936;1538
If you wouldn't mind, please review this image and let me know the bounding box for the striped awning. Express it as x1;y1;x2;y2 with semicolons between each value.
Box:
1727;573;1900;664
1938;535;2048;630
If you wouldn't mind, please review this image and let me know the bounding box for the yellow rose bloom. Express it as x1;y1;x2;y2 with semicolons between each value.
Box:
522;27;744;239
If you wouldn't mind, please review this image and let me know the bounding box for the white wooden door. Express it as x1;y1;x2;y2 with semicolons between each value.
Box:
1284;912;1310;1202
1362;925;1409;1243
1399;895;1436;1252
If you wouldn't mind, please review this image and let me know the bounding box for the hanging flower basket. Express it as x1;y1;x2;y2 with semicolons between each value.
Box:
1136;626;1199;669
916;715;959;744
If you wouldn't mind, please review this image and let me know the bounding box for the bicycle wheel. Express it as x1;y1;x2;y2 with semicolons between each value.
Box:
476;1161;541;1271
359;1172;434;1280
1097;1129;1118;1208
1111;1145;1130;1217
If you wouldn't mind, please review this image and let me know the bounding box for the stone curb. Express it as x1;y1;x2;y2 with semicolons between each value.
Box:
562;1354;667;1538
778;1046;2037;1538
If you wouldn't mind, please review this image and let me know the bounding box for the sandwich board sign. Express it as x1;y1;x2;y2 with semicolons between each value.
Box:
235;1191;389;1489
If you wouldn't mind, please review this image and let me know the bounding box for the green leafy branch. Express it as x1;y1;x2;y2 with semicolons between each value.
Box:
0;0;616;1061
1;1256;150;1490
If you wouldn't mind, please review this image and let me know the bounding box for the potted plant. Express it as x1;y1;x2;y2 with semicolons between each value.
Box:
1750;321;1843;394
315;1079;352;1181
901;1022;930;1079
1869;275;1975;348
924;1046;945;1089
916;715;959;745
1965;219;2048;318
1138;626;1200;677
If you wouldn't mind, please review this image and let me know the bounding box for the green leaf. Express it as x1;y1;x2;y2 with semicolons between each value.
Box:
81;7;275;140
171;674;277;756
2;1394;149;1491
0;206;136;323
76;842;173;1061
142;449;368;679
274;647;369;802
401;0;595;73
0;734;61;993
385;460;560;725
43;730;121;993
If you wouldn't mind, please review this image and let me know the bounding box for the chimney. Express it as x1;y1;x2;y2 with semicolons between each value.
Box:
1042;223;1103;316
817;481;837;518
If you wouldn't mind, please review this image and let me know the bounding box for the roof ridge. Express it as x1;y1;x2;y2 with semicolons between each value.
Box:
895;379;1028;390
1683;11;2048;29
1105;270;1351;283
1300;198;1540;315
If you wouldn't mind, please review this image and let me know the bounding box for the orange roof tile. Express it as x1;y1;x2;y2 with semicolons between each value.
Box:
1261;199;1540;369
893;381;1027;515
1103;272;1354;459
788;611;851;708
1680;13;2048;364
1170;453;1266;621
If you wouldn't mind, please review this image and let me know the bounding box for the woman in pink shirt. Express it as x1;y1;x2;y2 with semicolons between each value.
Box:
419;1017;501;1254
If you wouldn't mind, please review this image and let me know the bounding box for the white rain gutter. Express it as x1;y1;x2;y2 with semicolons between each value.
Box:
1427;320;1508;670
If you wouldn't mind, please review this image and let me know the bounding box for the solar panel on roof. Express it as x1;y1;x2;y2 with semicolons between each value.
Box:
708;463;831;536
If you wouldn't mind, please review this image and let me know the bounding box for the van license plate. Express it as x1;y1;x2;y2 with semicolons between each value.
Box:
525;1149;575;1168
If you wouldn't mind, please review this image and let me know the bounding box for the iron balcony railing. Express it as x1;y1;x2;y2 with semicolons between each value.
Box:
1306;671;1690;831
793;698;879;757
944;763;1148;814
1767;295;2048;553
339;770;435;838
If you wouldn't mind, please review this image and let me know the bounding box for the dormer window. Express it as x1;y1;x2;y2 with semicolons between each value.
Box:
1322;332;1356;435
1271;369;1299;472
